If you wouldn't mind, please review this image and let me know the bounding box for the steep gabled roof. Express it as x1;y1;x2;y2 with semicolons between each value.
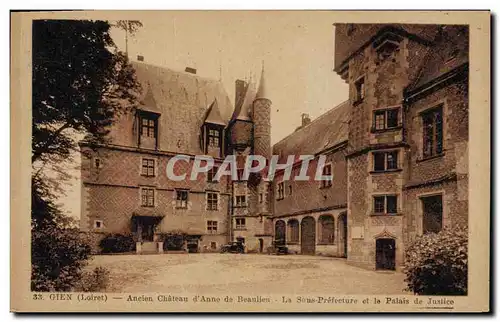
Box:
203;98;226;125
407;25;469;93
272;101;350;163
128;61;233;154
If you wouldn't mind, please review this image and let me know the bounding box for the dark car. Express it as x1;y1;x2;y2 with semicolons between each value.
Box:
220;241;245;254
267;239;288;255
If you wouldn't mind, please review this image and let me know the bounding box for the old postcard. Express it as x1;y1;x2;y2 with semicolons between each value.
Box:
11;10;490;312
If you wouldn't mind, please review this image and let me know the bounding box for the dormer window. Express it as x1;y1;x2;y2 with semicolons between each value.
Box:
208;129;220;147
141;116;156;138
137;110;160;149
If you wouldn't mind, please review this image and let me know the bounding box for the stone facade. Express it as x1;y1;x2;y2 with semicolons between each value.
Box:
334;24;469;270
80;24;469;270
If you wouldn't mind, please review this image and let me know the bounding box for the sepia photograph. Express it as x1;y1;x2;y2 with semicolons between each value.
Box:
10;10;490;312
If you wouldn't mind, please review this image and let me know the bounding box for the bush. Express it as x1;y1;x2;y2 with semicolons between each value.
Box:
99;233;136;253
31;181;93;292
31;225;92;292
158;230;186;251
74;266;110;292
404;226;468;295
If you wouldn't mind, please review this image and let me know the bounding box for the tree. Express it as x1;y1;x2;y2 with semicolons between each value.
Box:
31;19;142;291
115;20;143;56
32;19;140;166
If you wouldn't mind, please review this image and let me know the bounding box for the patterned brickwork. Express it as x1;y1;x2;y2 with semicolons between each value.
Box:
405;79;468;185
272;149;347;216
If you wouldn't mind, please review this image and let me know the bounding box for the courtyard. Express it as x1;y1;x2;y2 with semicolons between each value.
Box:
87;254;408;294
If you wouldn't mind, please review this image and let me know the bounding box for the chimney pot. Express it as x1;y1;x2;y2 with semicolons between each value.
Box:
137;55;144;62
185;67;197;74
235;79;247;108
301;113;311;126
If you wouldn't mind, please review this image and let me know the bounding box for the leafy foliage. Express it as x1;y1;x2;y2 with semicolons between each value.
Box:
74;266;110;292
158;230;187;251
99;233;136;253
31;201;92;291
32;19;140;165
31;20;142;291
404;226;468;295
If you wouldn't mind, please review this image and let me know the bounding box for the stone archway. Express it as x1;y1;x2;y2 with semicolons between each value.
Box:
275;220;286;246
300;216;316;255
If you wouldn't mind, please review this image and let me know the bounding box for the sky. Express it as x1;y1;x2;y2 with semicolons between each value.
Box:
57;11;349;220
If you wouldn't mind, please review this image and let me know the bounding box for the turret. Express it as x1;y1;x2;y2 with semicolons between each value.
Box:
252;63;272;160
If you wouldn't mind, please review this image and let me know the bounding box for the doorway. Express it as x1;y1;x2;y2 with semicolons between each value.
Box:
258;238;264;253
300;216;316;255
375;238;396;270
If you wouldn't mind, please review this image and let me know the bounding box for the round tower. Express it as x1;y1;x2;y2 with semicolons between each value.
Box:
252;64;272;160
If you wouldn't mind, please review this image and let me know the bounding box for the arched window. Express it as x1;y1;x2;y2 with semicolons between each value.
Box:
319;215;335;244
288;220;299;243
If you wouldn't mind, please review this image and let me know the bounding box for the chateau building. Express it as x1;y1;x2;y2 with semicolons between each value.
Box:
80;23;469;270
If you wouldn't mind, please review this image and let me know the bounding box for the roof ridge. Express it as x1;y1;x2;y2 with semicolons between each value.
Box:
273;99;350;146
132;61;223;85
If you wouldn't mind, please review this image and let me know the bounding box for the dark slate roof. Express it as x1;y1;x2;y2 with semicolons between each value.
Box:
272;100;350;162
133;61;234;123
129;62;234;154
407;25;469;92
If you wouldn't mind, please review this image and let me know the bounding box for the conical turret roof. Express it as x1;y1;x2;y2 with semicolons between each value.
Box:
255;62;268;100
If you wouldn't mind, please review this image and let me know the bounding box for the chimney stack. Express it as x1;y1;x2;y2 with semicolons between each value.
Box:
301;113;311;127
185;67;197;74
137;55;144;62
235;79;247;108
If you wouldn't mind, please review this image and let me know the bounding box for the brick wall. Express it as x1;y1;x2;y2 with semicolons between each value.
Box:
272;149;347;217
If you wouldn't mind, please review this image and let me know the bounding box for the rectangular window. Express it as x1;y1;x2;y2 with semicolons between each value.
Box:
207;220;218;234
422;195;443;234
176;190;188;209
373;195;398;214
210;241;217;250
259;193;263;203
94;158;102;169
373;151;399;172
373;108;400;130
140;115;157;138
94;220;103;229
207;166;219;182
207;193;218;211
141;188;155;207
235;195;246;207
141;158;155;176
277;182;284;200
422;106;443;158
354;77;365;102
208;129;220;147
288;184;293;196
235;218;246;229
321;164;333;188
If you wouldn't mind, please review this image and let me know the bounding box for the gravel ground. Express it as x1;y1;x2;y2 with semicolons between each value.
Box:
87;253;408;295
